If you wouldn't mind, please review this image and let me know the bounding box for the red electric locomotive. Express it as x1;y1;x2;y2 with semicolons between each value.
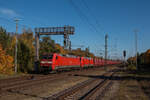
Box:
40;53;81;72
40;53;121;72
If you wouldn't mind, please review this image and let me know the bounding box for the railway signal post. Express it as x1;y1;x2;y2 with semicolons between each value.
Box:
123;50;126;69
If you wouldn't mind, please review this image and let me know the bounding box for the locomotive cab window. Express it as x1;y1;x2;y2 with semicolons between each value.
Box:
42;55;53;59
47;55;53;59
42;56;47;59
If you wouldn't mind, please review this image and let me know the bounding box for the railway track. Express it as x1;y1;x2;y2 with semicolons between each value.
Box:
0;73;74;92
1;76;69;92
0;66;119;100
0;67;110;93
45;69;118;100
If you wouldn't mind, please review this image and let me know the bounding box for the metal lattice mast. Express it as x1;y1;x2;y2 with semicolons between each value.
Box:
14;19;19;73
105;34;108;70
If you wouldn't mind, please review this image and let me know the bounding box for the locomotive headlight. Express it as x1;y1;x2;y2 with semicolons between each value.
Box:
41;61;46;63
41;61;52;64
47;61;52;64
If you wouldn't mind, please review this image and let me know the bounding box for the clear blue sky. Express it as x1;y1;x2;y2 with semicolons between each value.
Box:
0;0;150;59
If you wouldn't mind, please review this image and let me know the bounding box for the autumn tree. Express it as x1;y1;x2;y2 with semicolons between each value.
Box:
17;29;35;73
0;27;14;74
127;49;150;70
139;49;150;65
55;43;67;55
0;44;14;74
0;27;13;54
39;36;60;56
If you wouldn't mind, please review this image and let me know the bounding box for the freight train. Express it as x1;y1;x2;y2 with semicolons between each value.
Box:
40;53;120;72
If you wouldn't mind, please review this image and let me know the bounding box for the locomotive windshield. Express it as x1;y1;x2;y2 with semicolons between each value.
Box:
42;55;53;59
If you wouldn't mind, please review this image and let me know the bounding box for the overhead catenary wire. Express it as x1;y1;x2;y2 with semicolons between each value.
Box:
81;0;104;32
0;16;32;30
78;0;120;60
68;0;104;39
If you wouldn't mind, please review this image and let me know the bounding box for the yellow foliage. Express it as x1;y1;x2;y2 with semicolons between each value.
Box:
19;33;35;54
0;44;14;75
55;43;94;57
55;44;67;54
10;36;16;51
145;49;150;64
146;49;150;54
